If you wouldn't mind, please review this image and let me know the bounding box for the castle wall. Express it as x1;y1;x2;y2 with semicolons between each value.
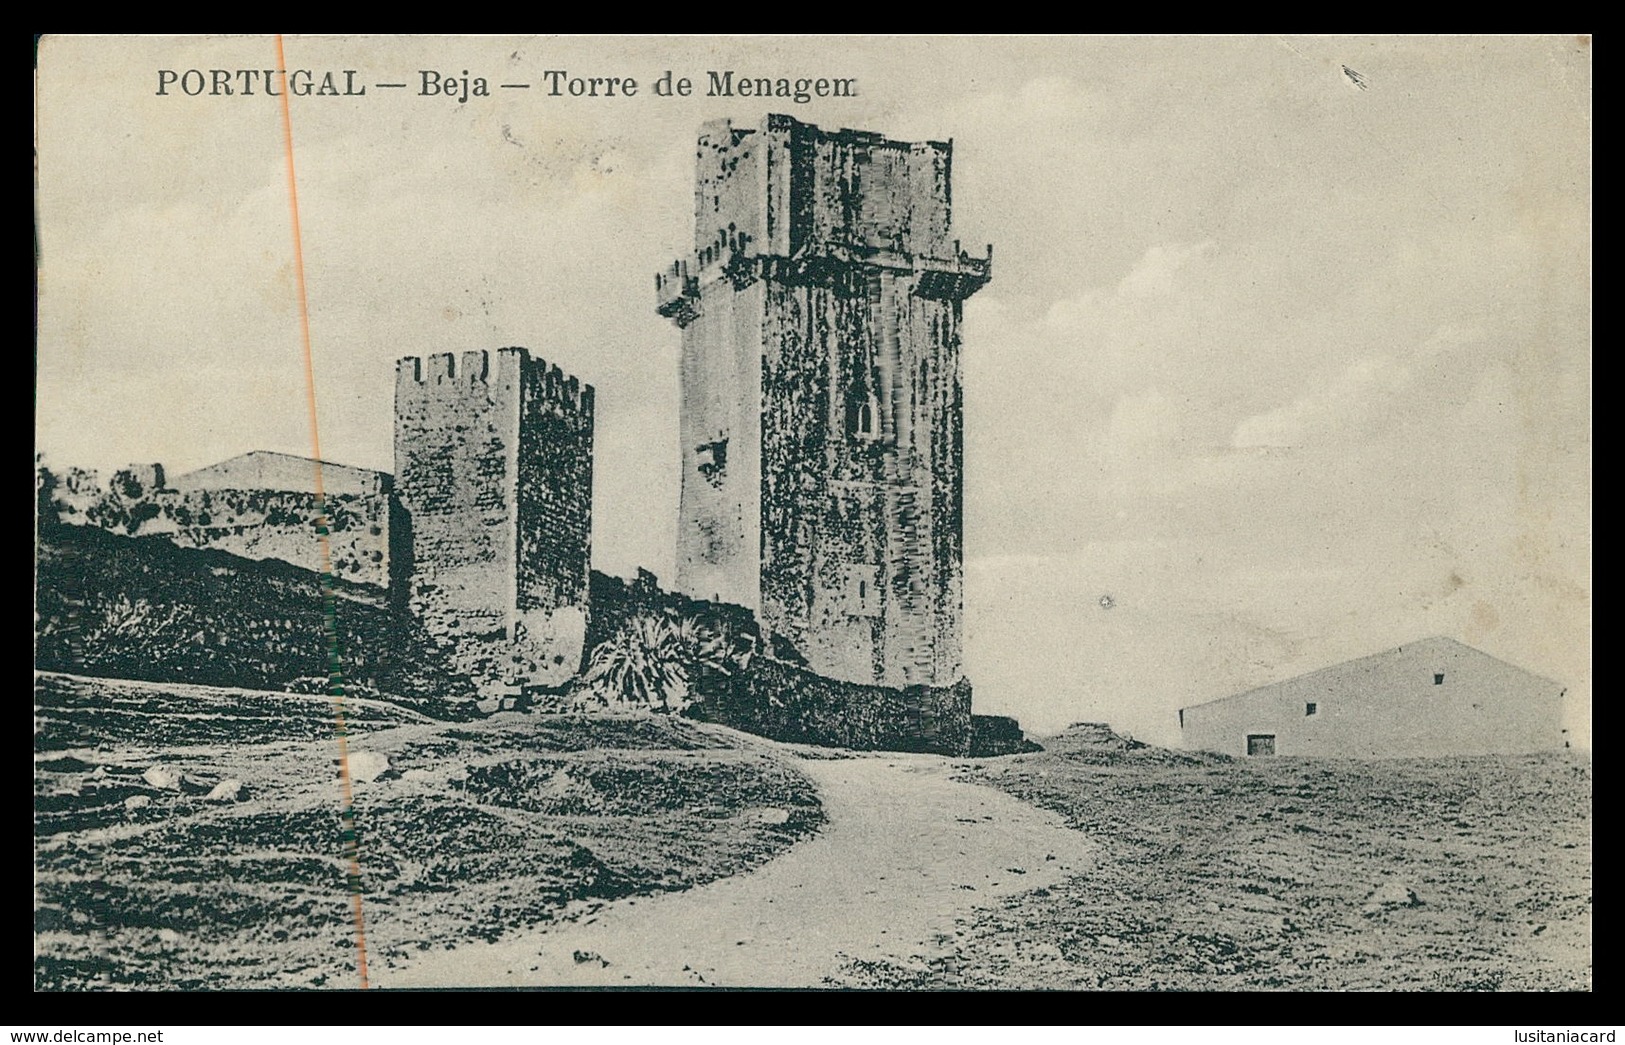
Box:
169;450;387;498
969;715;1037;758
758;270;963;688
141;488;390;586
694;119;768;255
792;120;953;258
692;656;972;757
50;461;392;587
585;567;760;667
757;277;825;664
675;277;763;610
513;358;595;677
35;521;477;716
585;565;971;755
702;115;954;259
395;350;524;642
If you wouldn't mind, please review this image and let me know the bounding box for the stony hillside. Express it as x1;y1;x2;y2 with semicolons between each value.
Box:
34;522;474;719
34;674;823;990
842;727;1592;990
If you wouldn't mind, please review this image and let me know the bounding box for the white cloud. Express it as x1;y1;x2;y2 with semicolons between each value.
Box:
1231;325;1491;449
1115;240;1215;298
1040;240;1216;331
1231;354;1412;449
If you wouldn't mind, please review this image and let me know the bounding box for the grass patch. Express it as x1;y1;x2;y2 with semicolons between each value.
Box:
844;726;1591;991
34;679;823;990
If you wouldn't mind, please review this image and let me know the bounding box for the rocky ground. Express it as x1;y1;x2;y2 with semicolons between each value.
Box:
35;675;1591;992
835;723;1592;991
33;672;822;990
323;723;1597;992
380;748;1092;988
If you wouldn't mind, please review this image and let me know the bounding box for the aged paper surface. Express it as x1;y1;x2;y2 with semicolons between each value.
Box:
35;35;1590;991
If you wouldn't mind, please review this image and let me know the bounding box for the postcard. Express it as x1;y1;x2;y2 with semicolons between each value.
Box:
34;34;1591;991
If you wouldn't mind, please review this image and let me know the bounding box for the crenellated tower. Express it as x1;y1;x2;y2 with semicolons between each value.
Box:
657;114;991;689
393;347;594;688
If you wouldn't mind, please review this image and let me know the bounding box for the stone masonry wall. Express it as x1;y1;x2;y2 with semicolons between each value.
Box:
144;488;390;586
513;355;595;679
49;463;392;587
692;655;973;757
661;114;986;691
394;347;593;689
759;267;966;689
394;350;523;642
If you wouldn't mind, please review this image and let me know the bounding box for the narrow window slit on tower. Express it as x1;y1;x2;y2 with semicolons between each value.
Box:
843;564;880;617
847;391;880;440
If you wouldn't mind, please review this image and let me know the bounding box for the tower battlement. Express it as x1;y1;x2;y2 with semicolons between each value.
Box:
659;115;990;328
397;346;531;387
397;348;596;416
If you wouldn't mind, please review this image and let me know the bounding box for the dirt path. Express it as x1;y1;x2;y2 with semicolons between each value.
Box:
379;752;1093;988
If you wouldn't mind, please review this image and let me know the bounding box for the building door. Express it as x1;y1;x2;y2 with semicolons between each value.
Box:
1246;734;1276;757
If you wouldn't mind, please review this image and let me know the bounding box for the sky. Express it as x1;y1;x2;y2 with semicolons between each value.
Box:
35;35;1591;746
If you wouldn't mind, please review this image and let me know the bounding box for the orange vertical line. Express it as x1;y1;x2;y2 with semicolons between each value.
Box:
274;33;371;991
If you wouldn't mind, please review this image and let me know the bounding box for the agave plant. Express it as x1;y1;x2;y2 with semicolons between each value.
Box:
673;615;759;695
581;614;689;712
580;612;759;713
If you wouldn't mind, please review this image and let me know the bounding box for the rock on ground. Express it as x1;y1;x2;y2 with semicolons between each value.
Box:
141;765;181;791
344;751;390;784
205;779;245;802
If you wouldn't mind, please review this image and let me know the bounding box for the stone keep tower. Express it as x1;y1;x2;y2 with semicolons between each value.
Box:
394;347;594;687
656;114;991;689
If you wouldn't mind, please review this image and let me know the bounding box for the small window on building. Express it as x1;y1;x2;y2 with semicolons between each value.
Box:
1246;734;1276;757
1305;702;1317;716
846;390;881;441
1434;672;1445;685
